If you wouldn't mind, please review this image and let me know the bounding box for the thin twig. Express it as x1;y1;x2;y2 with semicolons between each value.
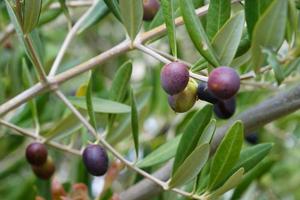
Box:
135;44;172;64
0;119;81;155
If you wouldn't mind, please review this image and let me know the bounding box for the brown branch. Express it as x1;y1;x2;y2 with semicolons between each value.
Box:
118;84;300;200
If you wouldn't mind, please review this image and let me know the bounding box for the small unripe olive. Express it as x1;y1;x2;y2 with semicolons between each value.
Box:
82;145;109;176
32;157;55;180
197;82;219;104
213;97;236;119
143;0;160;21
161;62;189;95
26;142;48;166
208;66;240;100
168;79;197;113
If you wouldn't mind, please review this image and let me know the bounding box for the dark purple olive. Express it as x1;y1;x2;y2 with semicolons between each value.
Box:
143;0;160;21
160;62;189;95
26;142;48;166
168;79;197;113
208;66;240;100
32;157;55;180
246;132;259;144
197;82;219;104
82;145;109;176
213;97;236;119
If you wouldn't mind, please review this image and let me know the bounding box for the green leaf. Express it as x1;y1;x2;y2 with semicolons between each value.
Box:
206;0;231;40
231;158;276;200
22;0;42;33
232;143;273;174
179;0;219;67
250;0;288;71
197;119;216;146
120;0;143;41
173;105;212;174
169;144;210;188
86;72;97;129
208;121;244;190
161;0;177;58
137;135;182;168
68;96;131;113
209;168;244;198
212;11;245;66
131;89;139;158
284;57;300;77
245;0;273;39
58;0;72;27
78;1;109;34
104;0;122;21
262;48;284;85
110;60;133;102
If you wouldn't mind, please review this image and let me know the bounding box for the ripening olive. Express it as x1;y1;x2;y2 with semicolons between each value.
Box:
143;0;160;21
26;142;48;166
32;157;55;180
160;62;189;95
197;82;219;104
208;66;240;100
213;97;236;119
168;79;197;113
82;145;109;176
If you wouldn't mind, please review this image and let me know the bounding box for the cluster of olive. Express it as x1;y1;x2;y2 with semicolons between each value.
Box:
160;62;240;119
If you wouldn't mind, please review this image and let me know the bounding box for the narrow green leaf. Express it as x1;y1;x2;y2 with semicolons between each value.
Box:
197;119;216;146
173;105;213;174
206;0;231;40
284;57;300;77
208;121;244;190
232;143;273;174
104;0;122;21
131;89;139;158
86;72;97;129
137;135;182;168
179;0;219;67
250;0;288;71
161;0;177;58
245;0;273;39
68;96;131;114
120;0;143;41
231;158;276;200
78;1;109;34
58;0;72;27
262;48;284;85
22;0;42;33
212;12;245;66
169;144;210;188
110;60;133;102
210;168;244;198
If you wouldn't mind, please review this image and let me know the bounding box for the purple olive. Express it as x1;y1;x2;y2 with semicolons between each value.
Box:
208;66;240;100
160;62;189;95
197;82;219;104
143;0;160;21
213;97;236;119
82;145;109;176
26;142;48;166
32;157;55;180
168;79;197;113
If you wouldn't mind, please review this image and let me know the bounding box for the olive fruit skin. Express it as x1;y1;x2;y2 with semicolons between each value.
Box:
26;142;48;166
32;158;55;180
143;0;160;21
168;79;197;113
213;97;236;119
208;66;240;100
82;145;109;176
161;62;189;95
197;82;219;104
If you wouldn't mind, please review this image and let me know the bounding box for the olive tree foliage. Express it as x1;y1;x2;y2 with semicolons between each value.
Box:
0;0;300;199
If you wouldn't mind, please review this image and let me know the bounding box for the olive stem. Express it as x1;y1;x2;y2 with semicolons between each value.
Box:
48;4;96;77
0;119;81;155
135;44;171;64
49;0;94;9
189;71;209;82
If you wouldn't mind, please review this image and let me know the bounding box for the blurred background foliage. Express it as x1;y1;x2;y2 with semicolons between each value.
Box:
0;0;300;200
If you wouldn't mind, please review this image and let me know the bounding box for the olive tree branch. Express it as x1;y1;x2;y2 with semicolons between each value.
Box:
118;84;300;200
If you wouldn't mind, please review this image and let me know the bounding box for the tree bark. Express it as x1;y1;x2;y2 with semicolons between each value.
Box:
119;84;300;200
